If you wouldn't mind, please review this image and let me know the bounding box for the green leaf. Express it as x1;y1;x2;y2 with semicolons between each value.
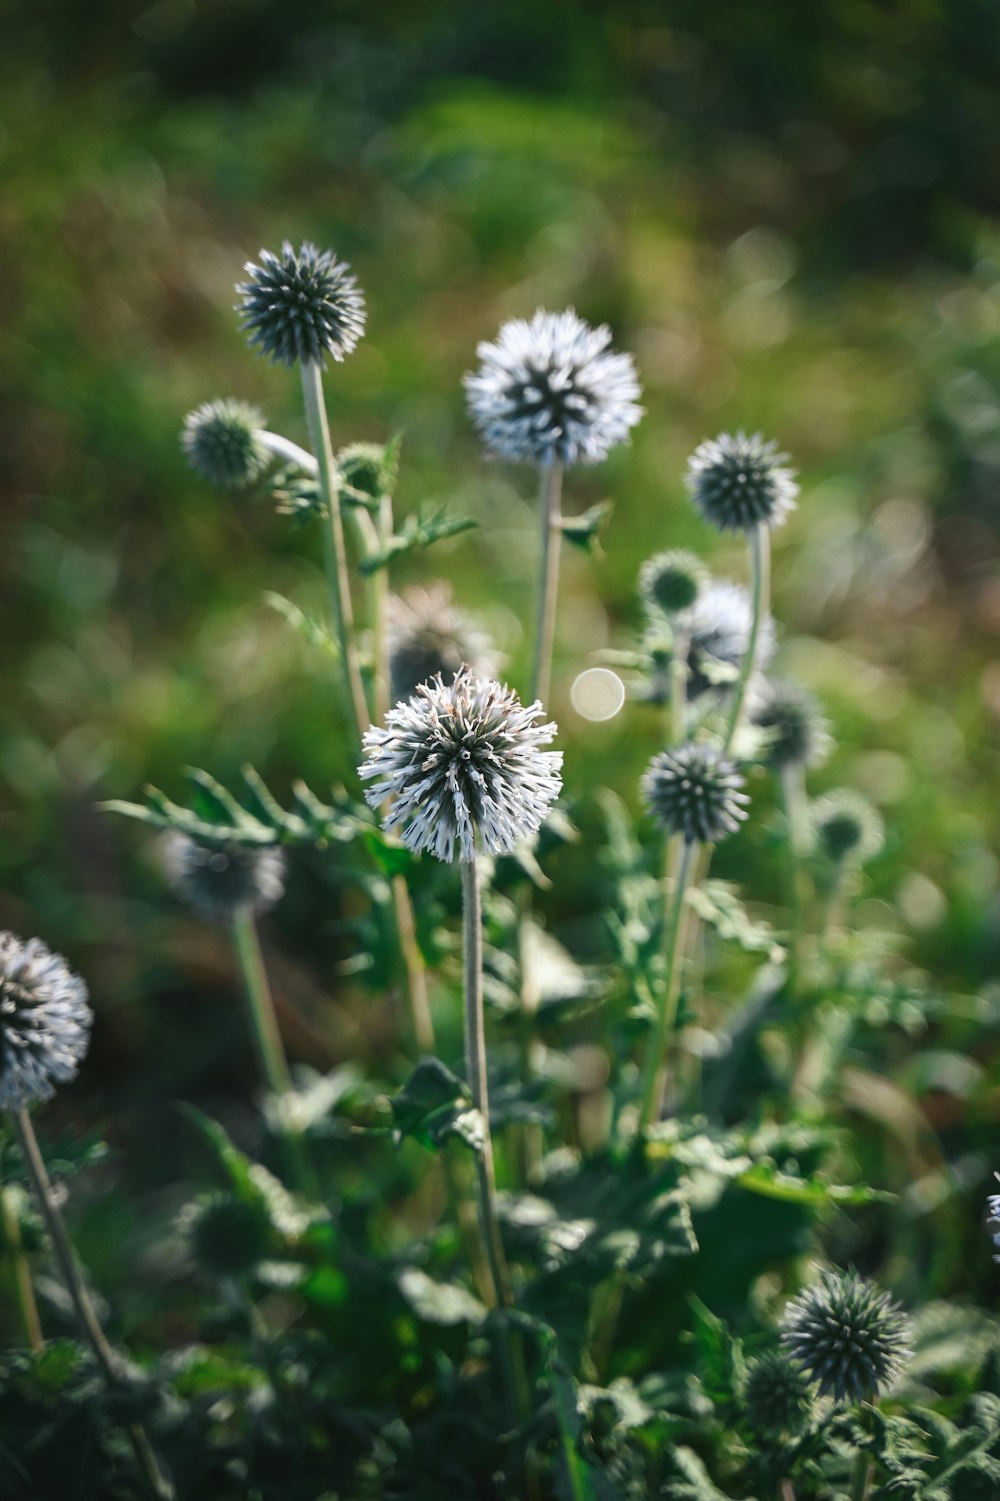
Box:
561;499;613;553
388;1058;483;1153
685;1296;746;1411
358;505;478;573
685;881;786;962
735;1160;893;1206
397;1267;486;1326
265;590;340;661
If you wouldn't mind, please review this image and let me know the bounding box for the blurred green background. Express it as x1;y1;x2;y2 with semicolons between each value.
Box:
3;0;1000;1289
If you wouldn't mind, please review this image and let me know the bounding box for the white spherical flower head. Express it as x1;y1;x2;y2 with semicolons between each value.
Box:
0;933;93;1111
464;308;643;467
360;669;563;864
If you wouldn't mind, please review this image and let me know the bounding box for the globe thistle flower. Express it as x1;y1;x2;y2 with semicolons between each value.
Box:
183;1192;273;1280
686;431;798;534
464;308;642;467
809;790;884;865
165;834;287;922
0;933;92;1112
181;398;269;490
359;669;563;864
337;441;399;505
685;580;777;700
639;549;708;617
780;1268;911;1404
387;583;500;706
237;241;366;367
751;679;832;771
642;743;750;845
743;1351;813;1434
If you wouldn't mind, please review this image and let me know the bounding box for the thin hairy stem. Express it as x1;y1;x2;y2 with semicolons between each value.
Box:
372;494;392;722
531;459;564;705
254;430;318;473
231;912;292;1096
0;1180;42;1350
299;360;370;740
639;839;698;1130
391;874;434;1053
779;760;812;988
721;522;770;758
15;1111;173;1500
849;1448;873;1501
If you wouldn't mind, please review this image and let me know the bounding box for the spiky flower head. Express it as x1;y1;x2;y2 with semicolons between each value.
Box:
642;743;750;845
464;308;642;468
809;790;884;865
639;549;709;616
387;583;500;706
687;431;798;534
743;1351;813;1434
0;933;92;1111
780;1268;911;1404
181;398;269;491
359;669;563;864
184;1192;273;1280
237;241;366;367
685;580;777;700
165;834;287;922
751;679;833;771
337;440;399;506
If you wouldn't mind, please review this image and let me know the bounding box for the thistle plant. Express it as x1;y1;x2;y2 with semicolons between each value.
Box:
361;670;561;1407
465;308;642;704
780;1267;911;1404
0;934;172;1499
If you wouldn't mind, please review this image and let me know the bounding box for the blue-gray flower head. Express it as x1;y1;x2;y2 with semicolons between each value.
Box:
686;580;777;699
780;1268;911;1404
464;308;643;467
182;398;269;490
0;933;93;1111
639;549;709;617
165;834;287;922
987;1180;1000;1261
387;583;500;707
744;1351;813;1434
359;669;563;864
687;430;798;533
237;241;366;367
751;678;832;770
642;743;749;845
809;790;884;865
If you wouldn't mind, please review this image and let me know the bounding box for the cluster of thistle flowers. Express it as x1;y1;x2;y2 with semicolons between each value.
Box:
637;446;885;872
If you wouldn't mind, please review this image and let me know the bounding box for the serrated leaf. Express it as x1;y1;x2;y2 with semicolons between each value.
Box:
398;1268;486;1327
265;590;340;661
388;1059;482;1154
685;881;786;962
561;499;613;553
358;505;478;574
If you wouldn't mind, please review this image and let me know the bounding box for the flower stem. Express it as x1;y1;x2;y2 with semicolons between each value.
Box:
254;430;318;474
391;873;434;1054
779;761;811;989
849;1448;873;1501
531;459;564;705
721;522;770;759
461;857;530;1424
0;1180;42;1350
14;1110;173;1500
639;839;698;1131
231;911;292;1097
299;360;370;742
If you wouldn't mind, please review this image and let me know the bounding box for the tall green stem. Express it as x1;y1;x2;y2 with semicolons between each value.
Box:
779;761;811;988
721;522;770;759
299;360;370;741
531;460;564;705
460;858;513;1312
849;1448;873;1501
14;1111;173;1500
231;911;292;1096
639;839;698;1130
0;1180;42;1350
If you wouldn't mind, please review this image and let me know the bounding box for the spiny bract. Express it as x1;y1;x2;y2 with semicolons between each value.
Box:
0;932;93;1111
237;241;366;367
639;549;709;616
686;430;798;533
181;398;269;490
642;742;750;845
780;1267;911;1404
752;678;832;770
464;307;642;467
359;669;563;864
165;834;287;922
